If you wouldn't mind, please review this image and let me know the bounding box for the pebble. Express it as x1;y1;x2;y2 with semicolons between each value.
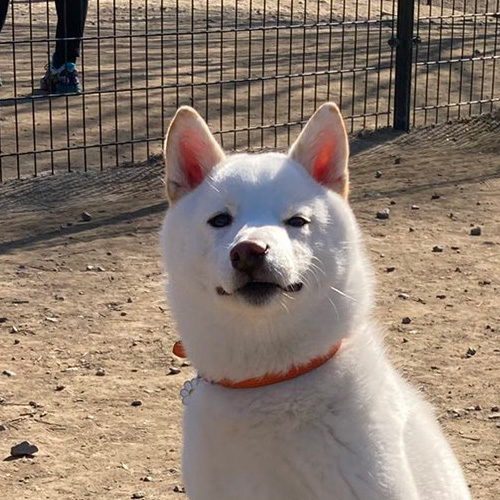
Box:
470;226;481;236
375;170;382;178
173;485;186;493
168;366;181;375
394;157;401;165
436;294;446;299
10;441;39;457
131;400;143;407
81;211;93;222
491;405;499;412
466;347;477;358
474;404;482;411
55;384;65;391
398;293;410;299
448;409;461;419
96;266;106;272
487;414;500;420
431;193;441;200
386;266;396;273
2;370;15;377
376;208;390;220
95;368;106;376
432;245;443;253
411;204;420;210
141;476;153;482
402;317;412;325
131;493;145;499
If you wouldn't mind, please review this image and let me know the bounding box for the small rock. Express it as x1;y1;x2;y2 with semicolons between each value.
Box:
402;338;409;343
0;317;7;323
436;294;446;299
55;384;65;391
402;317;412;325
448;409;461;419
479;279;491;286
131;493;145;499
168;366;181;375
431;193;441;200
398;293;410;300
141;476;153;482
0;424;7;431
376;208;390;220
96;266;106;272
131;400;143;407
394;157;401;165
491;405;499;412
173;485;186;493
474;404;482;411
465;347;477;358
127;297;133;303
95;368;106;376
470;226;481;236
409;227;415;232
487;414;500;419
411;204;420;210
375;170;382;178
10;441;39;457
81;211;93;222
2;370;15;377
9;326;18;334
432;245;443;253
386;266;396;273
86;265;95;271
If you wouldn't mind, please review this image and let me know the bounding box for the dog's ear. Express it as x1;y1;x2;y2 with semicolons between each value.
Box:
288;103;349;199
164;106;225;203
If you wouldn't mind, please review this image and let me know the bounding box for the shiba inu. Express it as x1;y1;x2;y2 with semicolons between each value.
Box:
160;103;471;500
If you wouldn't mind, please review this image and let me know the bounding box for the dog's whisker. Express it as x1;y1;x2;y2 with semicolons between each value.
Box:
329;285;357;302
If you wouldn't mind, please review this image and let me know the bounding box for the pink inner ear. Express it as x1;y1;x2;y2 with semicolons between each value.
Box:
312;141;335;185
180;133;204;188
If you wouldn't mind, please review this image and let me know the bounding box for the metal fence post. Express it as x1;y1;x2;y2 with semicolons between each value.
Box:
393;0;415;132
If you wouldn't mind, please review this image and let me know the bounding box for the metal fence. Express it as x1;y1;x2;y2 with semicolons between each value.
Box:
0;0;498;182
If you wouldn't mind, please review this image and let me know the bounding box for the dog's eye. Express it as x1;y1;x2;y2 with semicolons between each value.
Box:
285;216;310;228
208;212;233;228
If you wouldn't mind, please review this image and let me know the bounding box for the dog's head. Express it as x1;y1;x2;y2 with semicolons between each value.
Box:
160;104;372;381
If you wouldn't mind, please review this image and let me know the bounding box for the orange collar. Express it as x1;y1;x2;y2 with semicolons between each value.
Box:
173;340;343;389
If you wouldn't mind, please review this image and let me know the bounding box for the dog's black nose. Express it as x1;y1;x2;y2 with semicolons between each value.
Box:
230;240;269;275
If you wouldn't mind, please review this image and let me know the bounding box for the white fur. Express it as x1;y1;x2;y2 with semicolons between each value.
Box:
160;104;471;500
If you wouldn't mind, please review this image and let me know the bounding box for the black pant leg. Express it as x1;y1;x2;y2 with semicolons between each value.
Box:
0;0;9;33
53;0;88;67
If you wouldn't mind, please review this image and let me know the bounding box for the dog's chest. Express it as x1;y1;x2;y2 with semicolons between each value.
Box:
182;379;386;500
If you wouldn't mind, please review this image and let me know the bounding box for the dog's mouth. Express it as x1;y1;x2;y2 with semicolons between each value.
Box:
216;281;303;306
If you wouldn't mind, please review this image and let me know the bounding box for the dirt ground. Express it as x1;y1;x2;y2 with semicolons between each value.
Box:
1;112;500;499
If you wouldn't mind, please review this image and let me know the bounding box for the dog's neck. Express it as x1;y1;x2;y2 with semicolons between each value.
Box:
171;289;366;384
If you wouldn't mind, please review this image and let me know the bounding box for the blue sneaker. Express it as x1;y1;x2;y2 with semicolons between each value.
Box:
40;62;81;94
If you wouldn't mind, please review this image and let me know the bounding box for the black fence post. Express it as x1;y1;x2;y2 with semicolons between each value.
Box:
393;0;415;132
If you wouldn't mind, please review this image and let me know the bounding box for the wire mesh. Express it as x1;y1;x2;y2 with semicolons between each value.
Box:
412;0;500;125
0;0;396;182
0;0;498;183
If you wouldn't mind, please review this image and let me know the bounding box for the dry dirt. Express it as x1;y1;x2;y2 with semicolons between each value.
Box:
1;113;500;499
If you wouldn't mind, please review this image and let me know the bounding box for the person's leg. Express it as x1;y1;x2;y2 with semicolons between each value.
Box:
0;0;9;86
41;0;88;93
53;0;88;67
0;0;10;33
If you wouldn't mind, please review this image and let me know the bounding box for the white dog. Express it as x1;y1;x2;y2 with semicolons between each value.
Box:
160;103;471;500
